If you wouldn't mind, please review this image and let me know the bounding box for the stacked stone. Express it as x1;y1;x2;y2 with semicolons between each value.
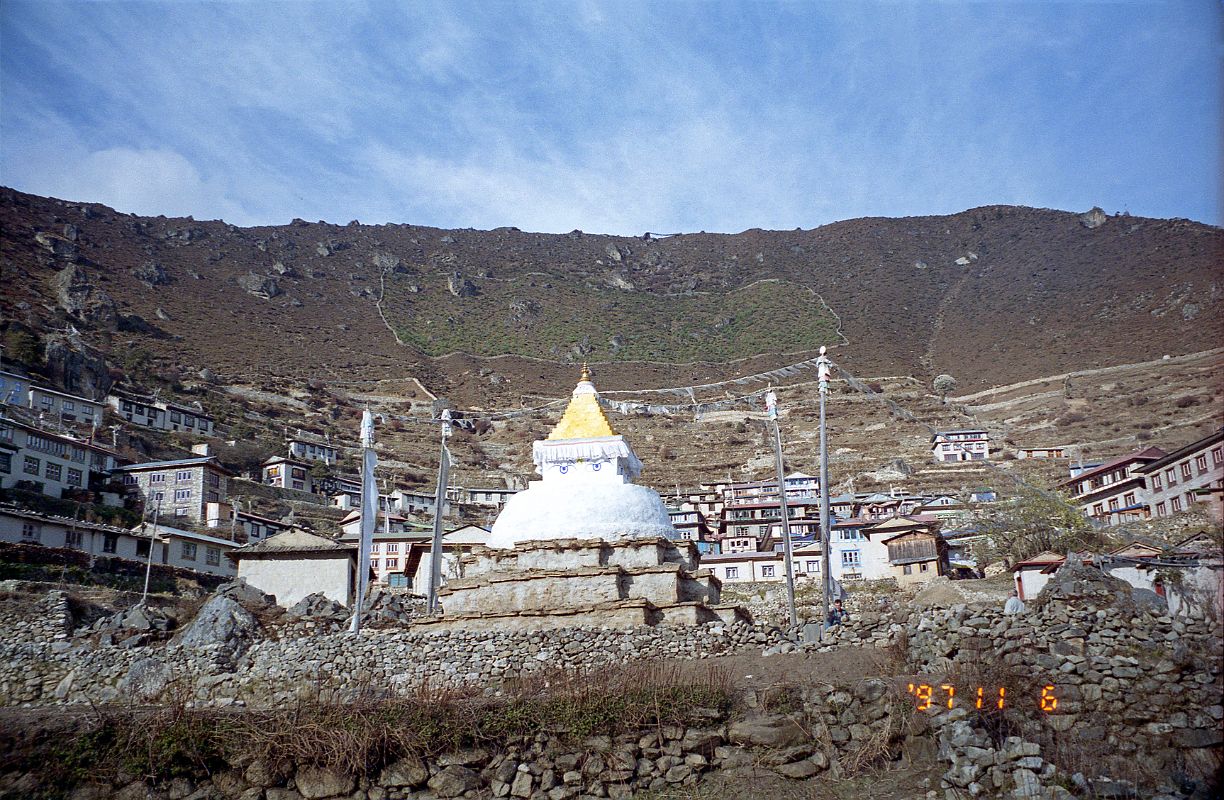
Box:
0;678;904;799
925;707;1067;799
0;622;788;707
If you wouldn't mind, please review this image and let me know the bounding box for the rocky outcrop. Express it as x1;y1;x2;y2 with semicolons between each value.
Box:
236;271;282;299
50;264;117;327
42;335;112;399
447;271;478;297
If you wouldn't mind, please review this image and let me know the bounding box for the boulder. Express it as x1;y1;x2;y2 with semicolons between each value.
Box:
171;595;260;655
237;272;282;299
288;593;348;620
294;767;353;799
51;265;118;327
133;261;171;287
378;755;429;787
120;657;173;701
428;765;480;797
727;714;808;748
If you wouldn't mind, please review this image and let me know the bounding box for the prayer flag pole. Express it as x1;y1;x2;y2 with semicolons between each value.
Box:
349;409;378;634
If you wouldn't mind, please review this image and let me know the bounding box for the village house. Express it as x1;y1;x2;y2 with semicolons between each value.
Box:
339;509;419;537
0;416;123;499
107;389;213;435
261;455;314;493
230;528;358;608
668;508;714;552
28;385;104;430
1016;446;1068;460
287;433;339;465
0;371;32;407
1134;429;1224;522
879;525;949;586
203;501;290;542
338;522;490;590
1058;446;1167;525
930;429;991;462
130;521;240;577
462;487;519;508
1011;551;1067;602
700;550;786;584
115;455;230;523
0;505;238;577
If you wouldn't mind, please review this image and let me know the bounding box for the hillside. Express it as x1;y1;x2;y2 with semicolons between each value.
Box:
1;187;1220;411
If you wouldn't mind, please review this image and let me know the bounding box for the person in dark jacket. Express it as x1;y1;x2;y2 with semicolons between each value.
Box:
827;599;850;627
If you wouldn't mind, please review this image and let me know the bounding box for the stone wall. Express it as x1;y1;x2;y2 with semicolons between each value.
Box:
0;678;909;800
0;619;786;707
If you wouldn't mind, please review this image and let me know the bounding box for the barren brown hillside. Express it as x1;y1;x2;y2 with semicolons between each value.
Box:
1;187;1220;409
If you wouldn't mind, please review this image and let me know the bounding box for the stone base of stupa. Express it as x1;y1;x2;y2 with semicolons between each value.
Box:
413;536;752;633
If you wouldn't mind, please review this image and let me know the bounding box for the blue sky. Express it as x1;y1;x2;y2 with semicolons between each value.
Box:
1;1;1219;233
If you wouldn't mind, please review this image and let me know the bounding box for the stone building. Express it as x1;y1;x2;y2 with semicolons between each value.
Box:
116;456;230;523
230;528;358;608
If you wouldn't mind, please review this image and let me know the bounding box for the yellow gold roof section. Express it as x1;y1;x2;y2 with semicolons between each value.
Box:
547;370;618;440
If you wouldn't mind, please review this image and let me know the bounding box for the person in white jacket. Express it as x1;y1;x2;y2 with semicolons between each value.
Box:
1003;589;1026;615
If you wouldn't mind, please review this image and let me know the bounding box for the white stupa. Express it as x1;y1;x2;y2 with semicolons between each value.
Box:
486;366;676;549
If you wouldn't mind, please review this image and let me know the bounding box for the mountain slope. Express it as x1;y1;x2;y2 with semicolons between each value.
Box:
1;187;1219;403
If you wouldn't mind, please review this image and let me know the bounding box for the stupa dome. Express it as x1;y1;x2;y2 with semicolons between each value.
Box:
486;366;676;549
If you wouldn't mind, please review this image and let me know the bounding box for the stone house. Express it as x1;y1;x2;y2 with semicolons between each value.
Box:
1057;446;1167;525
879;527;948;586
230;528;358;608
116;456;230;523
1133;428;1224;522
28;385;103;430
0;505;132;556
667;508;714;552
930;429;991;462
1016;446;1068;459
462;487;519;508
687;550;784;584
129;521;239;577
261;456;314;493
0;417;123;499
1011;551;1067;601
287;434;338;465
0;371;31;407
203;501;290;542
107;390;213;435
0;506;236;578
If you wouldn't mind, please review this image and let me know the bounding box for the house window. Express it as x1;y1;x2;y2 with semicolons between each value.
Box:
136;539;150;557
206;547;221;566
62;400;74;411
266;466;281;479
40;396;53;410
21;522;40;541
1195;454;1208;473
725;567;739;579
1151;473;1162;491
903;564;912;575
1165;468;1176;486
1212;447;1222;466
23;456;40;475
206;491;219;503
122;401;132;412
174;489;192;501
208;473;220;487
371;559;380;570
1171;497;1182;512
806;560;819;573
1123;492;1135;507
123;474;138;485
920;562;929;572
1108;498;1119;511
249;523;261;538
1092;504;1104;516
102;534;118;554
0;453;10;474
181;542;197;561
45;462;62;482
174;507;188;517
153;491;165;503
761;565;775;578
151;473;166;484
66;468;82;487
385;543;399;554
1180;463;1192;480
1155;501;1166;516
65;529;83;549
170;411;182;423
841;551;861;567
185;416;195;428
371;543;382;553
176;470;192;481
386;558;398;569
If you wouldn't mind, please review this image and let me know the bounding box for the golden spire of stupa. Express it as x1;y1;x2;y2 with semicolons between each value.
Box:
547;363;617;440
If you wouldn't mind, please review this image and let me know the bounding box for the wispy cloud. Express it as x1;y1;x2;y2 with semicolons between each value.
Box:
1;1;1218;232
